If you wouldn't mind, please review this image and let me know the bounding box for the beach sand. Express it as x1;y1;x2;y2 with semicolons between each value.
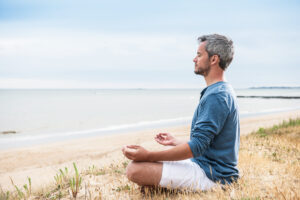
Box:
0;110;299;191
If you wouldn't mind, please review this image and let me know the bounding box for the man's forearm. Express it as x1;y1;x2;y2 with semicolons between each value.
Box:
174;139;188;146
147;143;193;162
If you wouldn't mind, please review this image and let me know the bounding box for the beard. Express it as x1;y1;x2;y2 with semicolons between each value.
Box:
194;64;211;76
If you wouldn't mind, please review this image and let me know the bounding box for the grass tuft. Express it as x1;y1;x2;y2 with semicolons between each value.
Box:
69;162;82;199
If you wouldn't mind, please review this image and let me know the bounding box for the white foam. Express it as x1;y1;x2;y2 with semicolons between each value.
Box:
0;116;191;143
240;106;300;116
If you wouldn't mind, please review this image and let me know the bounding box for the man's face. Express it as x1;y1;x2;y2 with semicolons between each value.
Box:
193;42;211;76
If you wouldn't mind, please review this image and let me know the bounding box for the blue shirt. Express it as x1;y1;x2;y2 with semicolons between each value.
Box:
188;81;240;184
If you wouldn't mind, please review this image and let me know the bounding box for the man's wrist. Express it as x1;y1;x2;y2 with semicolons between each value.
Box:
174;140;185;146
146;151;154;162
173;140;180;146
147;151;162;162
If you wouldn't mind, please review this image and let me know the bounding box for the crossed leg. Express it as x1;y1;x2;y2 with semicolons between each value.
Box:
126;161;163;186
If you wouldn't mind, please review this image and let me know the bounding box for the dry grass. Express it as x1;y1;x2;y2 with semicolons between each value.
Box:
1;118;300;200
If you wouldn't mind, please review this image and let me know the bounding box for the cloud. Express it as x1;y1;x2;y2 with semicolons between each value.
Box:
0;30;195;72
1;0;300;89
1;28;300;89
0;76;203;89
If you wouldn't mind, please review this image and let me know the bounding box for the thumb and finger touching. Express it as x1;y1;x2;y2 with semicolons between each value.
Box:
126;145;140;149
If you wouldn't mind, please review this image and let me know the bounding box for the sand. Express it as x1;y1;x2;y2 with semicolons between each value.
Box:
0;109;299;191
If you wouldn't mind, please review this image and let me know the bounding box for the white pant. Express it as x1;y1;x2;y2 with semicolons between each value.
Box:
159;159;216;191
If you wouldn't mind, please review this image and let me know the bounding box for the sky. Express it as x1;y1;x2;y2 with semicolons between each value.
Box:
0;0;300;89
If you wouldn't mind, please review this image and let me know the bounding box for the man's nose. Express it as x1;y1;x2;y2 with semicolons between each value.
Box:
193;57;197;63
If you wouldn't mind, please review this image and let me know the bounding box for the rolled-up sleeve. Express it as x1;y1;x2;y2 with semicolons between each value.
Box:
188;93;229;158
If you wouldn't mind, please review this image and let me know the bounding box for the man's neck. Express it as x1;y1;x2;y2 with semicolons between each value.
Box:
204;65;225;87
204;76;225;87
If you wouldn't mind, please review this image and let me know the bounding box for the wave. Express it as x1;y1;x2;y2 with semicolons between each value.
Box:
0;116;192;143
1;106;300;150
240;106;300;117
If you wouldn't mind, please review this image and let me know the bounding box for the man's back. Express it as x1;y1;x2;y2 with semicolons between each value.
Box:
124;34;239;191
188;81;240;184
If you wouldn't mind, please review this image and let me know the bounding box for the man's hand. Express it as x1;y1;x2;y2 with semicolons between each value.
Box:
155;133;181;146
122;145;149;162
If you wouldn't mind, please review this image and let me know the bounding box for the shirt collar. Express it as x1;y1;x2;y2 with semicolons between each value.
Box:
200;81;227;100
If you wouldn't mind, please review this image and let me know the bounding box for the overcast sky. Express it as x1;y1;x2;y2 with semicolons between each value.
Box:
0;0;299;89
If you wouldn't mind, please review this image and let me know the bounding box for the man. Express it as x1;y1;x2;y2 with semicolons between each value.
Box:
122;34;240;191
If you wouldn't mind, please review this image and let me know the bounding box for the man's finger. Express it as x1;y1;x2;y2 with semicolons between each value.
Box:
127;145;140;149
156;135;163;140
156;139;162;142
155;138;162;143
159;133;168;136
124;154;133;160
125;148;136;156
123;150;131;158
124;151;135;160
122;146;126;153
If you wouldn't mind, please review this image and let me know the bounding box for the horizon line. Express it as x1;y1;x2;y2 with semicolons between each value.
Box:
1;86;300;90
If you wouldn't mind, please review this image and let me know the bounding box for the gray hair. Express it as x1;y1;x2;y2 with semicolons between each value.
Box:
198;34;234;70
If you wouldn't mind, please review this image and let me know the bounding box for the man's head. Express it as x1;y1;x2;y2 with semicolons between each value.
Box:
193;34;234;76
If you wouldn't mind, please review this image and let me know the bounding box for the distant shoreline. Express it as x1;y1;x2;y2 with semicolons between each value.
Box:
237;95;300;99
249;86;300;89
1;86;300;90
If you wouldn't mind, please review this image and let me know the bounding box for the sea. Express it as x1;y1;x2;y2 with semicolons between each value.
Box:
1;88;300;150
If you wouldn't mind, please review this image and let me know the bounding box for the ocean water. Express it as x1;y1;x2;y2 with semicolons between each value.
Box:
1;88;300;149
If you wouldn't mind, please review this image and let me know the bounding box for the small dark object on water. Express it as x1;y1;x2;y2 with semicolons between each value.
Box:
1;130;17;134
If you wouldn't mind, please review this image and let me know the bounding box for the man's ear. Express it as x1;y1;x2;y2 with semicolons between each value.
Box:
210;55;219;65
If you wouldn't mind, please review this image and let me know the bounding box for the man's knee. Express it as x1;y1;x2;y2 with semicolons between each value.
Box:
126;161;142;183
